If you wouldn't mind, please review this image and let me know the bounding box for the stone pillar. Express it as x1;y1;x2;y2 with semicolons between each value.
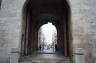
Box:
10;48;20;63
74;48;85;63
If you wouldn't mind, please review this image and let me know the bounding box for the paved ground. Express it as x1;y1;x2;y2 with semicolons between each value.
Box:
19;53;72;63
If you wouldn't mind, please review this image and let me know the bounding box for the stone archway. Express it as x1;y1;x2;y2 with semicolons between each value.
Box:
38;22;57;53
21;0;72;57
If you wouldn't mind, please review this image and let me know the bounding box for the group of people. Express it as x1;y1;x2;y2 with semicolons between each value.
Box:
39;43;58;51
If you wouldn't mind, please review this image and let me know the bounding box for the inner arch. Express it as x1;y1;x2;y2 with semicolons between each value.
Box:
38;22;57;53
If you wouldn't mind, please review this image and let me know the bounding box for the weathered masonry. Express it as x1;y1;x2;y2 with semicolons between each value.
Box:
0;0;96;63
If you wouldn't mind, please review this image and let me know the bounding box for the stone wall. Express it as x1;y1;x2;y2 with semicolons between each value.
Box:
70;0;96;62
0;0;96;63
0;0;25;62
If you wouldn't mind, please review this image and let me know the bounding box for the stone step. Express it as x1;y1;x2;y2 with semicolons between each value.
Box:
20;60;71;63
19;56;72;63
20;61;71;63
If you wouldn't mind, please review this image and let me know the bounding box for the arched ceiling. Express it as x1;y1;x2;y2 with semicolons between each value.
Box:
24;0;70;28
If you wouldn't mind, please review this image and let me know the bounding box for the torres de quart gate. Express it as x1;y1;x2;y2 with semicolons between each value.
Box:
0;0;96;63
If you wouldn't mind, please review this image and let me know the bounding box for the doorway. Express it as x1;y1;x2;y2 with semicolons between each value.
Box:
38;22;57;53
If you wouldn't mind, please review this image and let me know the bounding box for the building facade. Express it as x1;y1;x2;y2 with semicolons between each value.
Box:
0;0;96;63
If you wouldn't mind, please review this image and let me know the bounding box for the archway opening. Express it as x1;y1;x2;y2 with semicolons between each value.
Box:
21;0;72;57
38;22;57;53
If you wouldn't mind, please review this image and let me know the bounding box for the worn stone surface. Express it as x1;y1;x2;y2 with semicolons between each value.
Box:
0;0;96;63
0;0;25;62
70;0;96;62
19;56;71;63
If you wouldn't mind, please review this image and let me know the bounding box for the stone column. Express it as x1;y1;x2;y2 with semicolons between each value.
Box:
74;48;85;63
10;48;20;63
